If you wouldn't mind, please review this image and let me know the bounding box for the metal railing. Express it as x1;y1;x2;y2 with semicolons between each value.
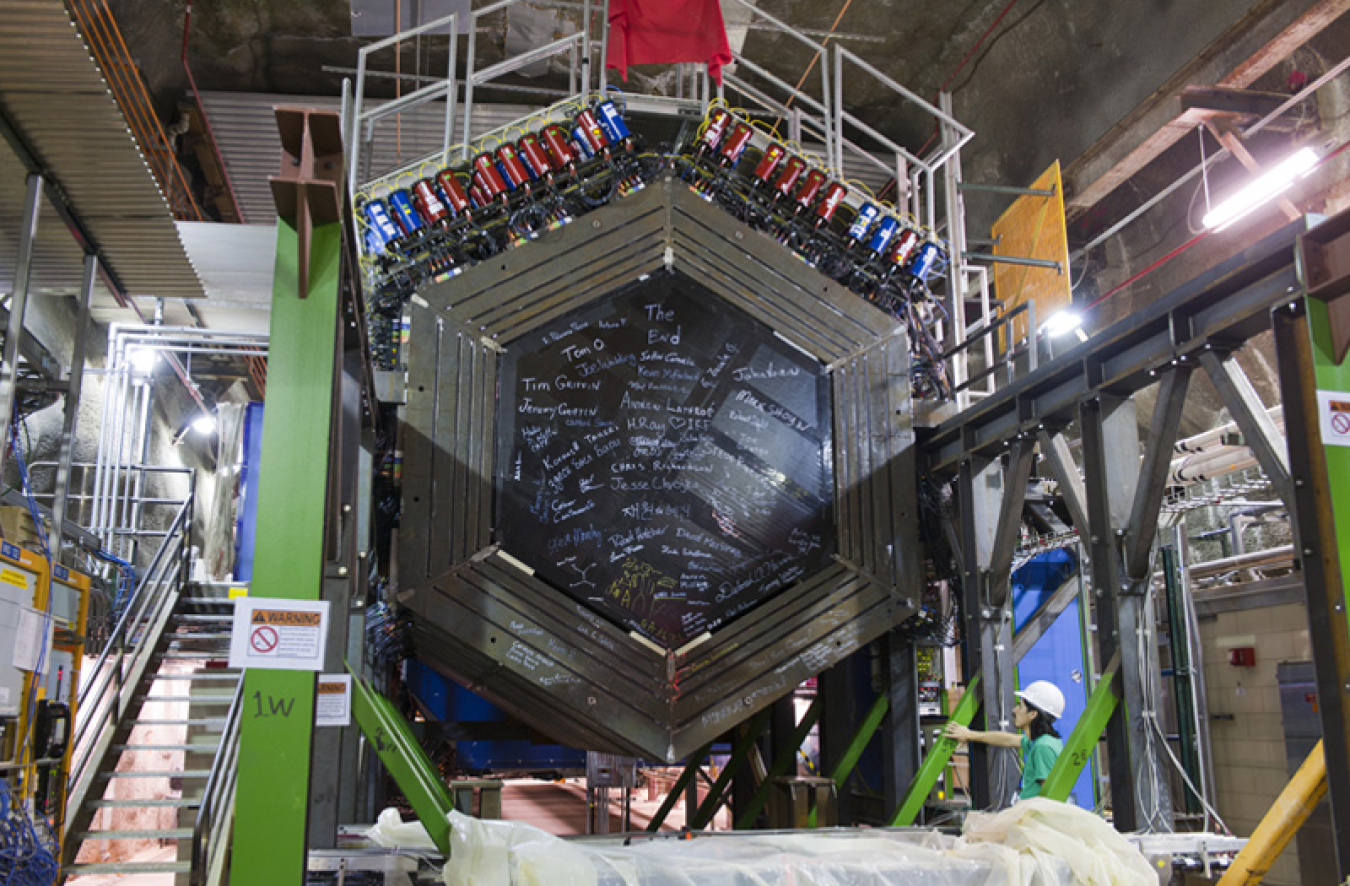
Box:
64;496;193;844
191;680;244;886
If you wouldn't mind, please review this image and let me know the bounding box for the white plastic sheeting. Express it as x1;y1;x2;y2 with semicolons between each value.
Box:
367;800;1156;886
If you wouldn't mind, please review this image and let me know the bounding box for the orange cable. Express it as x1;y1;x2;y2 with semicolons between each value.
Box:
785;0;854;111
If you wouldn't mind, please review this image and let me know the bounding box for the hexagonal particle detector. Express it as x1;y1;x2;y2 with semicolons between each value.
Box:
399;178;920;761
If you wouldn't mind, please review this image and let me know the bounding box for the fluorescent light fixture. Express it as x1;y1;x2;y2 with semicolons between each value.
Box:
191;414;218;436
1040;309;1083;338
1202;147;1318;232
128;347;157;374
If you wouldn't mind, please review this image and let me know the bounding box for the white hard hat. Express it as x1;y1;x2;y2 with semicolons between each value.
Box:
1016;681;1065;720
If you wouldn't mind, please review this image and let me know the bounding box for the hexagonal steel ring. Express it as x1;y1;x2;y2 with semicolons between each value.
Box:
399;177;920;761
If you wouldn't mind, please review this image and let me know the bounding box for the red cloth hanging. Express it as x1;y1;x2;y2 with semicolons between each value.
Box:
606;0;733;86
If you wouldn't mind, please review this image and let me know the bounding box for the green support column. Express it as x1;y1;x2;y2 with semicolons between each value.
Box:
807;692;889;827
228;216;344;884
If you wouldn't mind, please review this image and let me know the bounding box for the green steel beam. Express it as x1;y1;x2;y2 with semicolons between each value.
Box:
646;742;713;832
229;217;343;884
734;697;821;829
887;673;981;826
808;691;890;827
1040;652;1121;802
349;671;454;854
690;708;772;830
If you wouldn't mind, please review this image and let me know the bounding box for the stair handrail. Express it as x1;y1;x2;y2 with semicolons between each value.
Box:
65;496;193;841
191;677;243;886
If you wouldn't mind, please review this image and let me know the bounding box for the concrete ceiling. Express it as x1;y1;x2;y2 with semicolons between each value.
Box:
12;0;1350;363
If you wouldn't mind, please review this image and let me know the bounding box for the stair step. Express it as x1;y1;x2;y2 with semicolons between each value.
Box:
166;633;233;641
64;862;192;875
89;797;202;809
99;770;211;779
77;827;194;841
179;596;237;604
135;695;232;704
175;613;234;622
112;743;221;752
147;672;240;681
155;651;232;660
131;717;229;726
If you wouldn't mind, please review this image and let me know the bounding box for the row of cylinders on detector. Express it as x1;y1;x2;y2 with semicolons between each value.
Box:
360;100;636;257
688;108;942;282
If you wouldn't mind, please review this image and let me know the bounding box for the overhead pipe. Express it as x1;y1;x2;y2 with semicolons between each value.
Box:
1174;406;1284;454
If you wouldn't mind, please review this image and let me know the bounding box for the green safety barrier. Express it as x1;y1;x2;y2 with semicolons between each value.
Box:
349;669;455;854
1039;653;1120;802
888;673;982;826
690;708;773;830
646;741;714;832
808;691;891;827
734;698;821;829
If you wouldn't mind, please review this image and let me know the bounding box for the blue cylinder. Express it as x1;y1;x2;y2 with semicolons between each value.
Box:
362;200;401;251
387;190;425;236
596;100;631;144
573;126;597;160
908;240;942;281
866;215;900;254
847;203;879;241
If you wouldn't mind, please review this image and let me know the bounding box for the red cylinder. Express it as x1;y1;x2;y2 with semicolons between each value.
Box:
469;181;489;209
700;109;730;153
518;134;552;180
472;153;508;199
794;169;826;208
436;169;471;215
890;228;921;266
496;144;532;189
815;182;847;223
773;156;806;197
411;179;448;225
719;123;753;165
574;109;608;154
751;144;786;183
541;125;575;170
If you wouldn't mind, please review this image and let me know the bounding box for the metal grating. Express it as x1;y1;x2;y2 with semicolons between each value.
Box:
0;0;203;300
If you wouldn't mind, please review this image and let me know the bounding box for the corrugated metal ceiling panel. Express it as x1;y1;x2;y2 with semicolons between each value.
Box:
202;91;536;223
0;0;203;300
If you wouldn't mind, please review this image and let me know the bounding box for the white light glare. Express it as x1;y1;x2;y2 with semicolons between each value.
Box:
1041;309;1083;338
128;348;158;373
1202;147;1318;232
191;414;217;436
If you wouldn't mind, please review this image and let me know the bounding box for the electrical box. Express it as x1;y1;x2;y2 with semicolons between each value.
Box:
0;542;47;720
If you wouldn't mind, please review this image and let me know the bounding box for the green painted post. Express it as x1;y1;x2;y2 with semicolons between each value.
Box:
349;672;454;853
228;217;343;884
689;708;772;830
1040;653;1120;802
887;673;981;826
734;697;821;829
645;742;713;832
807;691;890;827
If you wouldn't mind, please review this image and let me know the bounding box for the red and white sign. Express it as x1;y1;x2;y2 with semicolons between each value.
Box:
1318;390;1350;448
228;598;329;671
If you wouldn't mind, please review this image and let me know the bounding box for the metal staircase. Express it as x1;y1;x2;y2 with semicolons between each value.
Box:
61;501;243;883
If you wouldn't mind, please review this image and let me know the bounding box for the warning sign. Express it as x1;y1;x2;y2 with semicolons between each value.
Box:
315;674;352;727
1318;390;1350;448
228;598;329;671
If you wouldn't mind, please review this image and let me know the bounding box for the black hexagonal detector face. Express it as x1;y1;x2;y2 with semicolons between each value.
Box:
496;270;835;648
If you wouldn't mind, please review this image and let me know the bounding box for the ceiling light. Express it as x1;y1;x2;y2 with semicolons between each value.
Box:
191;414;218;436
1040;309;1083;338
1202;147;1318;232
128;347;158;374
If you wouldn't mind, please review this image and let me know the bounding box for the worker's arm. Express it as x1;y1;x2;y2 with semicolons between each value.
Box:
943;722;1022;749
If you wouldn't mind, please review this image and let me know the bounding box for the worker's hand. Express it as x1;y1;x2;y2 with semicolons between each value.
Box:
943;722;972;743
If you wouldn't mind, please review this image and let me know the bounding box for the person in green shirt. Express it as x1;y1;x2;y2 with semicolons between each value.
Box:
943;680;1066;800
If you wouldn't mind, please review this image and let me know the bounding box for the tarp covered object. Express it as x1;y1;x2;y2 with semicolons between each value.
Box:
369;798;1156;886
